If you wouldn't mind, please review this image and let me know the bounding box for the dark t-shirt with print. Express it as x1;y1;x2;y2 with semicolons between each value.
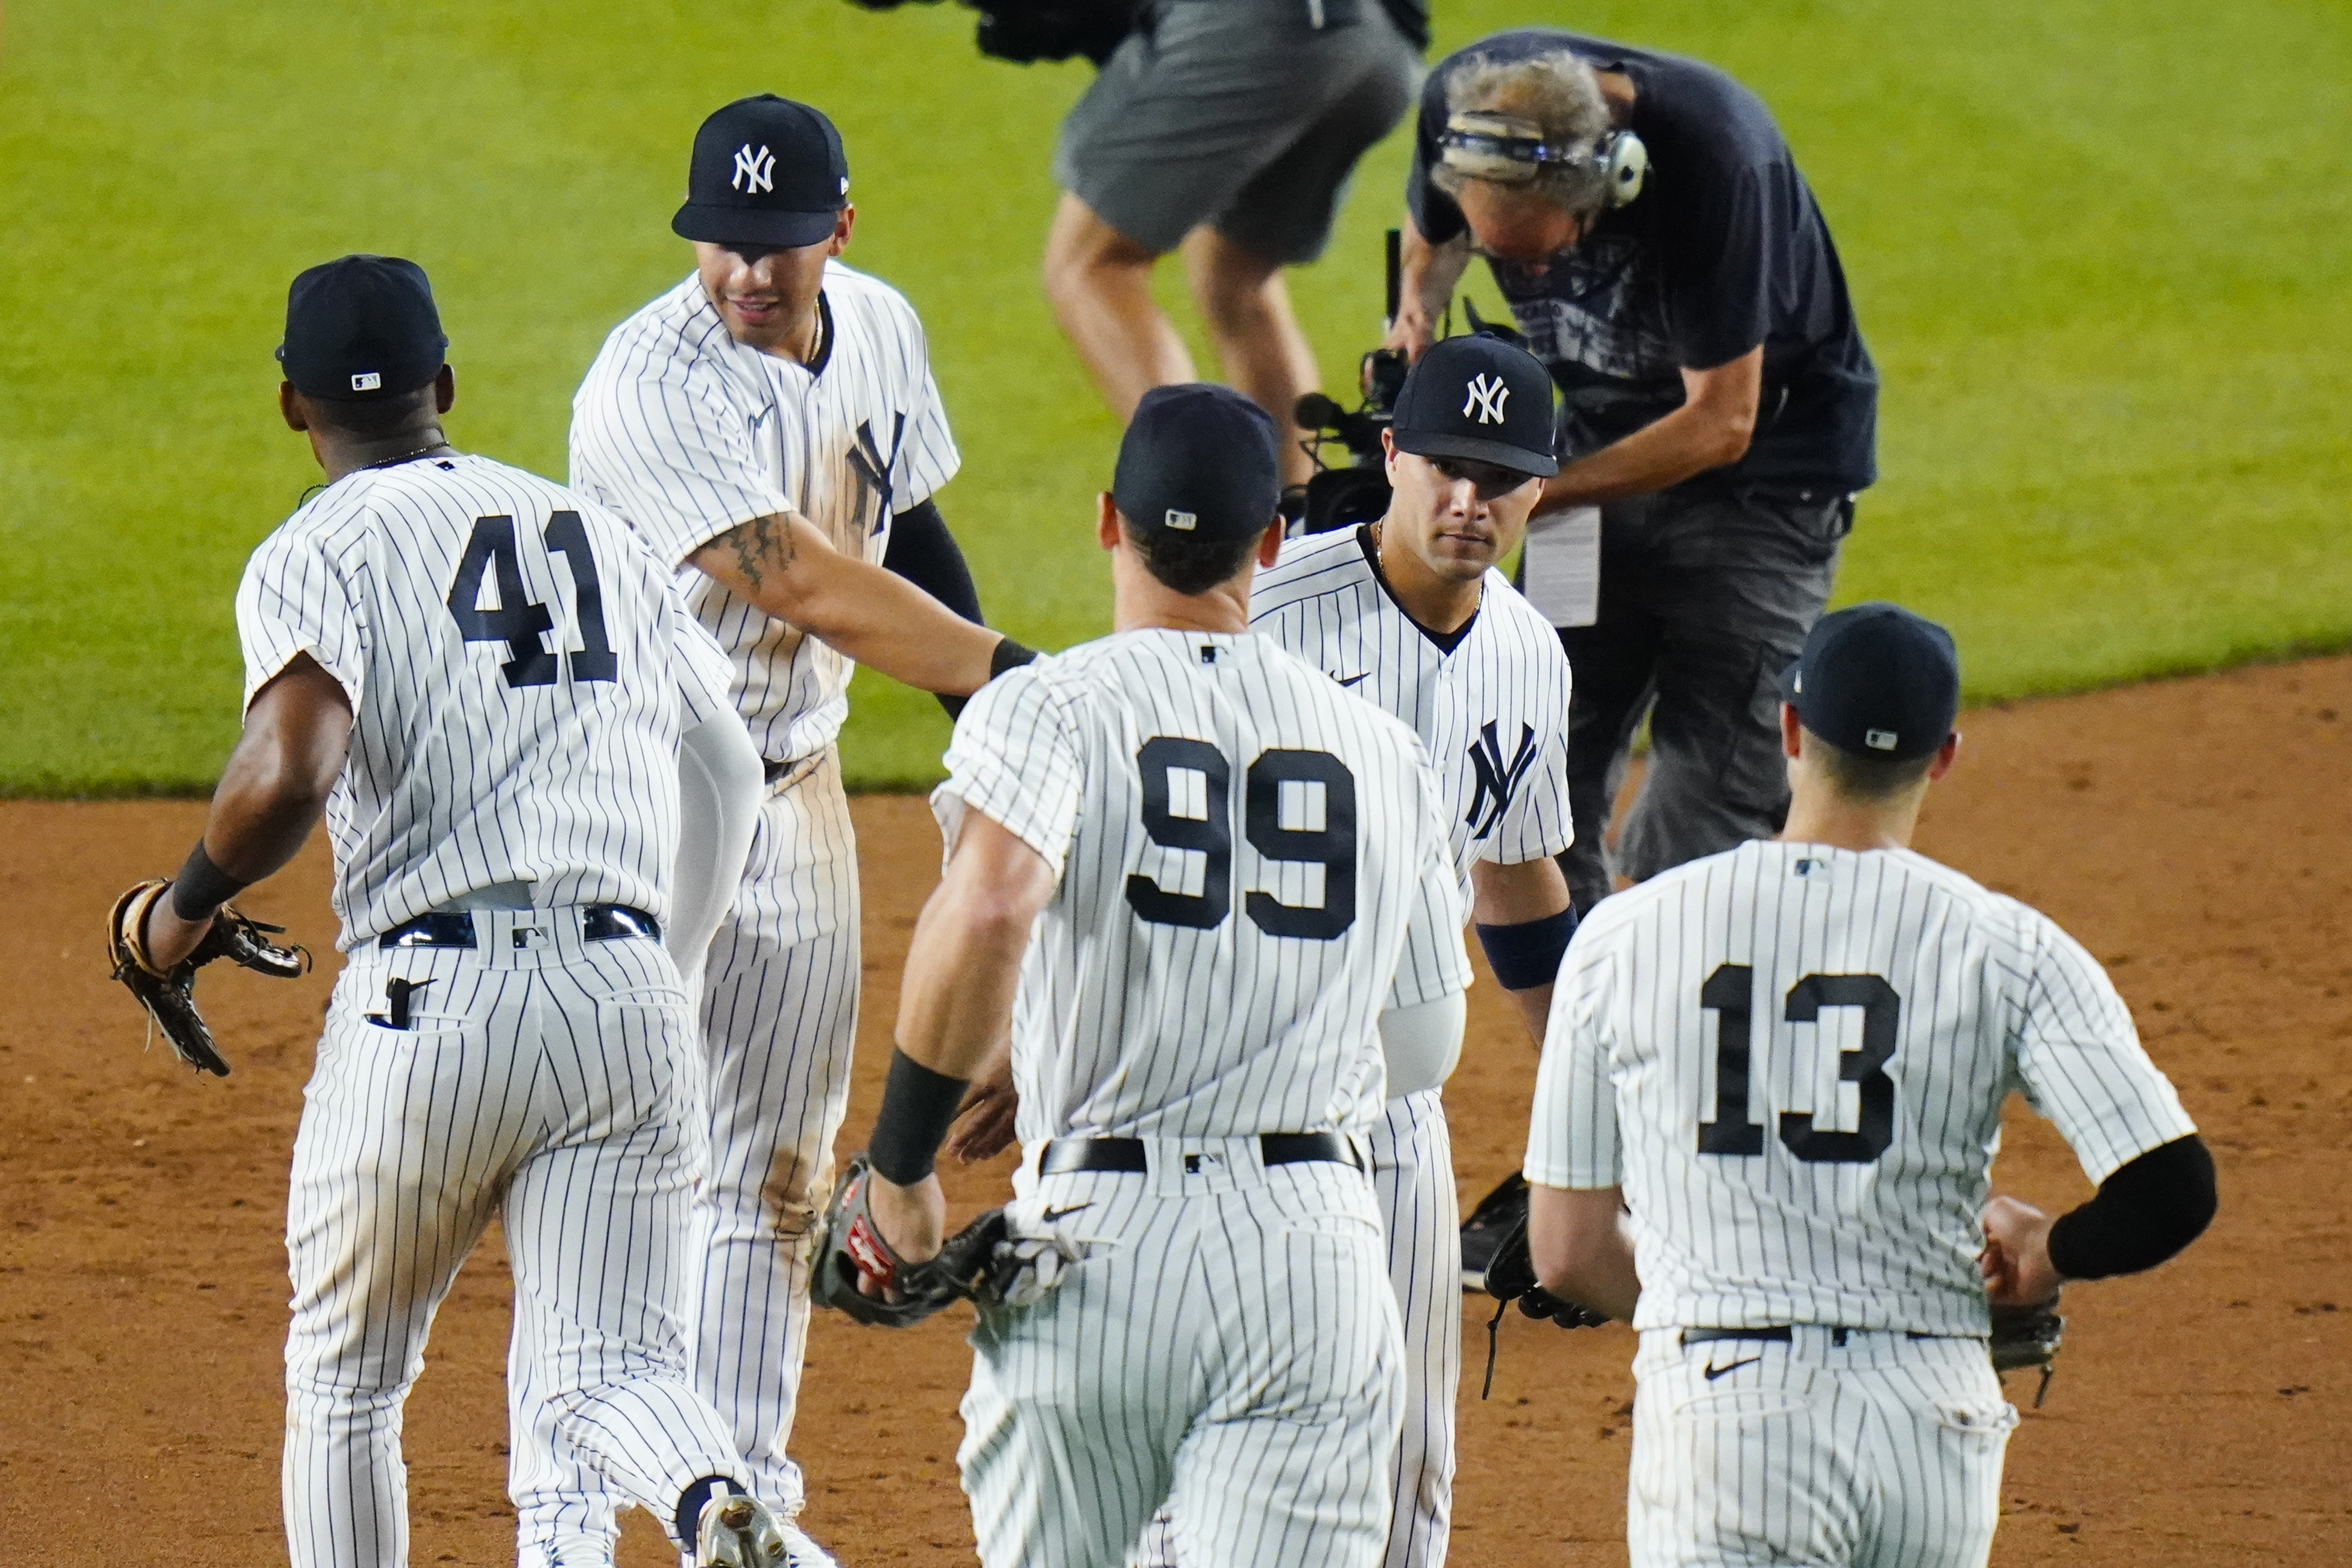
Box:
1410;29;1877;496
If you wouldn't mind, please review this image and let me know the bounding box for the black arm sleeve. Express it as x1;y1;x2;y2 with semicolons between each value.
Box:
879;498;985;717
2045;1134;2217;1281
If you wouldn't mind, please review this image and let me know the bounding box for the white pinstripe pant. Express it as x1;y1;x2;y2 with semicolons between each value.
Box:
285;914;746;1568
969;1143;1404;1568
1132;1091;1460;1568
1628;1328;2017;1567
689;753;861;1513
516;756;861;1560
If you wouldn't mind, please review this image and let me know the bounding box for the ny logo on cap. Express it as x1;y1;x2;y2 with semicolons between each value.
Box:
732;143;775;195
350;372;381;393
1463;372;1509;425
1165;509;1198;532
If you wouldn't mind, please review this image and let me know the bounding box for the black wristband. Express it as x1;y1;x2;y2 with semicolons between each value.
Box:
171;840;251;921
990;636;1039;680
1475;906;1577;991
867;1048;973;1187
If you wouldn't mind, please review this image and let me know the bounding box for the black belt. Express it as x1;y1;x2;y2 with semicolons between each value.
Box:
1681;1325;1964;1348
378;905;660;949
1040;1132;1360;1176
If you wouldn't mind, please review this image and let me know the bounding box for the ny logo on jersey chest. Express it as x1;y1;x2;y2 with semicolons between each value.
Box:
846;413;906;536
1465;720;1539;840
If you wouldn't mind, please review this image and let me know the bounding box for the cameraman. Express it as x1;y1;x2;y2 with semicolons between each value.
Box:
1043;0;1425;485
1389;30;1877;915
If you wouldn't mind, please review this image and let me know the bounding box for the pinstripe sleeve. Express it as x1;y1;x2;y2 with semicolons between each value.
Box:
236;523;367;713
668;582;737;729
932;666;1083;878
892;318;960;511
1524;935;1620;1189
573;358;790;568
1386;743;1473;1009
1479;605;1576;864
2010;914;2197;1184
1488;723;1575;864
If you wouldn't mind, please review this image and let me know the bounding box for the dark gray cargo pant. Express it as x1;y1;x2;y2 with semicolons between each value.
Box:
1557;487;1853;914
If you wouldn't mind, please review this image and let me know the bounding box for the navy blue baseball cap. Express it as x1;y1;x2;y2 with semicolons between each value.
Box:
1391;334;1558;477
674;95;849;248
275;255;447;401
1784;603;1961;762
1113;384;1281;542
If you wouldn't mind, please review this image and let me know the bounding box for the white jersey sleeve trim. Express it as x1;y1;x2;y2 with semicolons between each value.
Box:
1384;745;1474;1011
932;665;1085;880
1525;927;1622;1190
236;515;368;714
2008;910;2198;1185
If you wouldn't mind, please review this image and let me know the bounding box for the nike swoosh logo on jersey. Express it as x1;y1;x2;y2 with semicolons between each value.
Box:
1332;671;1371;688
1702;1355;1764;1381
1042;1203;1093;1223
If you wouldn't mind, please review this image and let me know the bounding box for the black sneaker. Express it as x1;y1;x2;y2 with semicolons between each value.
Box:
1459;1172;1529;1291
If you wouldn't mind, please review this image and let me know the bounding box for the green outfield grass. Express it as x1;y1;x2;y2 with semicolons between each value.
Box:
1;0;2344;794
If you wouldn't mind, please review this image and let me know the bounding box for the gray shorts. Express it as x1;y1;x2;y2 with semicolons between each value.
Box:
1055;0;1420;264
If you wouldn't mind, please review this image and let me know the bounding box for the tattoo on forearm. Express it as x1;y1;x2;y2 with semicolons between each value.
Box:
718;513;795;592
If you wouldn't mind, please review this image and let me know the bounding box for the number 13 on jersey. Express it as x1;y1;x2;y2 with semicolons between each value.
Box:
1699;964;1901;1164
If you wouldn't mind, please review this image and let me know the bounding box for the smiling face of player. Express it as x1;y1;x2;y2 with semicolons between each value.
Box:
694;207;855;360
1376;434;1545;629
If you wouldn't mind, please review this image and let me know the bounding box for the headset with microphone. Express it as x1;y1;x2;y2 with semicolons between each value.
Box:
1438;110;1649;209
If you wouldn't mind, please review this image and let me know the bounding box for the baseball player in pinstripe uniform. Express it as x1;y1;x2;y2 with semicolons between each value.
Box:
1126;336;1574;1568
844;385;1473;1568
130;256;799;1567
1524;603;2218;1567
562;96;1034;1563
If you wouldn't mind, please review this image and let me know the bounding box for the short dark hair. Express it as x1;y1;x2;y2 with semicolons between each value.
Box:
300;383;438;439
1806;725;1937;801
1125;516;1262;596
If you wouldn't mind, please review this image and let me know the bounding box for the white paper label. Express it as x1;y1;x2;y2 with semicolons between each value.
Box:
1521;505;1601;628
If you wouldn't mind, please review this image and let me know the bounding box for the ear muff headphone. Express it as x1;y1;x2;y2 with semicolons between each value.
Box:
1439;111;1649;209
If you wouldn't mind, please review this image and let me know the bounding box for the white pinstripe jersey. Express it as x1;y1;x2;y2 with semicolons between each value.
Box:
236;453;734;952
935;630;1473;1143
568;260;960;765
1527;841;2196;1335
1250;526;1574;902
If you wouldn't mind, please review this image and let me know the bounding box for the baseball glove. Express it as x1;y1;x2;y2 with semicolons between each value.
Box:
1990;1293;2064;1406
810;1153;1031;1329
1476;1210;1609;1397
105;878;311;1077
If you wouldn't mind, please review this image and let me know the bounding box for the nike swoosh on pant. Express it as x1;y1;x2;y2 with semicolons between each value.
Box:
1703;1355;1764;1381
1333;672;1371;688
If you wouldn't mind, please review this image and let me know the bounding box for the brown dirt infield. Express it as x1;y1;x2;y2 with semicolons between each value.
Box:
3;658;2347;1566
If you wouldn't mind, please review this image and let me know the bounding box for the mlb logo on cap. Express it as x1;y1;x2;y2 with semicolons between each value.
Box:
351;372;382;392
1165;509;1198;532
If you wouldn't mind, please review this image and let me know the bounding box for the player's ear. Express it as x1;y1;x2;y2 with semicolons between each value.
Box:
279;381;309;433
831;206;855;257
1096;492;1121;552
1255;518;1284;568
433;363;456;415
1381;425;1400;481
1926;731;1961;782
1779;703;1803;760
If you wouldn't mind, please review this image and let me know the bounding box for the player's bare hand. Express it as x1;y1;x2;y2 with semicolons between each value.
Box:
1980;1194;2063;1306
1382;304;1436;364
947;1036;1019;1164
859;1171;945;1299
142;894;217;974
